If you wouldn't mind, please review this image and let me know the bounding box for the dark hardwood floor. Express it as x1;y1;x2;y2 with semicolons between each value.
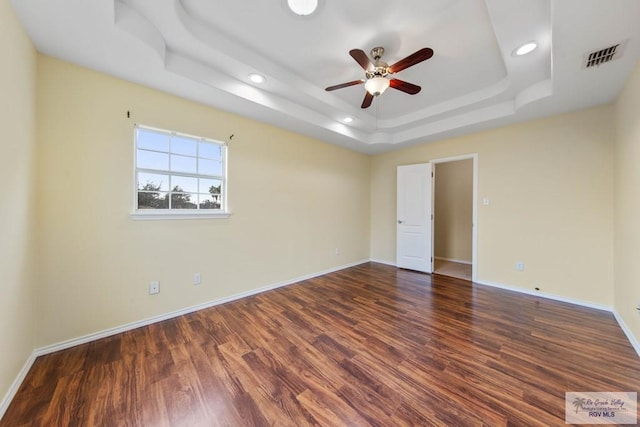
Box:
2;262;639;426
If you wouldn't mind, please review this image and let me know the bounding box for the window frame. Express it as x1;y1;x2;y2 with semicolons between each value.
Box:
130;124;230;220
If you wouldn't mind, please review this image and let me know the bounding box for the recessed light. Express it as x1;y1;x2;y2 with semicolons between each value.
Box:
248;73;265;84
513;41;537;56
287;0;318;16
343;117;353;123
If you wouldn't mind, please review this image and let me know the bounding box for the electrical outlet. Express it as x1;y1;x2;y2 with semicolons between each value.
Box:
193;273;201;285
516;262;524;271
335;247;340;256
149;280;160;295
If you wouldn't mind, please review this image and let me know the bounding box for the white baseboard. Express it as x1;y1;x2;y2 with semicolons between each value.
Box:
474;279;613;312
1;259;369;417
434;256;472;265
371;257;473;267
0;352;37;420
369;258;397;267
613;311;640;358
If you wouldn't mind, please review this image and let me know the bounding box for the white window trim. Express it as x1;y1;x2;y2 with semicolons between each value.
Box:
130;211;231;220
130;124;230;220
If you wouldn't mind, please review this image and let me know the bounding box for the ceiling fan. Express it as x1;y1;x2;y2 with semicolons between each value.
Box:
325;46;434;109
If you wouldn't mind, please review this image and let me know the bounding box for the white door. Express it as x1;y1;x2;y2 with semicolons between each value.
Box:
397;163;433;273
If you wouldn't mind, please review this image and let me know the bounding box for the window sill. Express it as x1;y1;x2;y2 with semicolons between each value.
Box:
130;211;231;220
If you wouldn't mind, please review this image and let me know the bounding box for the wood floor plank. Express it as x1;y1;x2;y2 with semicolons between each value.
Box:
2;262;639;426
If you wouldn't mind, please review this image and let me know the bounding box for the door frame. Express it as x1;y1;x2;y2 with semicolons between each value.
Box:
431;154;478;282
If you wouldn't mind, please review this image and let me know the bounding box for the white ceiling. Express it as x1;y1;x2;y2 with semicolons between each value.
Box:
11;0;640;154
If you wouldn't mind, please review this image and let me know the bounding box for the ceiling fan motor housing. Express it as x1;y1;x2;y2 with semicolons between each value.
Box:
367;46;390;79
366;63;390;80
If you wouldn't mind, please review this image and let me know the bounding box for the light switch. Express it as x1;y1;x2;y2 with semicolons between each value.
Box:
483;197;489;206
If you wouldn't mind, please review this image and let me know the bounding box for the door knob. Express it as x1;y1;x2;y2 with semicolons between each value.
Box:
398;220;404;224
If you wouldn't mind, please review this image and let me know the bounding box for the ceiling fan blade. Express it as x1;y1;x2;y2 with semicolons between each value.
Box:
390;79;421;95
349;49;372;70
361;92;374;109
325;80;365;91
388;48;434;73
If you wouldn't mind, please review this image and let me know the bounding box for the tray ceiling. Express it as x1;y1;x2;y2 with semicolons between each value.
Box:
11;0;640;153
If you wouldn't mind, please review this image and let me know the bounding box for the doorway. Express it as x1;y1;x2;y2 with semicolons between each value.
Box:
432;156;476;281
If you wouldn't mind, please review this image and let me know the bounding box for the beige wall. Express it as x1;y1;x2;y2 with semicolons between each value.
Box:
434;159;473;263
371;106;615;305
614;60;640;346
34;56;371;346
0;2;37;407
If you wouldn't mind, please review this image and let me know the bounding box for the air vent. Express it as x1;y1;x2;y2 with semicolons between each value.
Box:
583;41;626;68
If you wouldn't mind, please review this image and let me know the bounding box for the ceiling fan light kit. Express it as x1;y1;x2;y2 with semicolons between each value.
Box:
365;76;390;96
326;46;434;108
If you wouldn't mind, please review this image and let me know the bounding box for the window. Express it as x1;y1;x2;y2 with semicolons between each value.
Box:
132;125;228;219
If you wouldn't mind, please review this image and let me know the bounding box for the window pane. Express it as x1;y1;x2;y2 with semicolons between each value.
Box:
199;158;222;176
171;136;197;156
137;191;168;209
199;142;221;160
137;129;169;152
199;193;221;210
137;172;169;191
137;149;169;171
171;175;198;193
170;154;197;173
199;178;221;194
134;126;226;214
170;192;197;209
